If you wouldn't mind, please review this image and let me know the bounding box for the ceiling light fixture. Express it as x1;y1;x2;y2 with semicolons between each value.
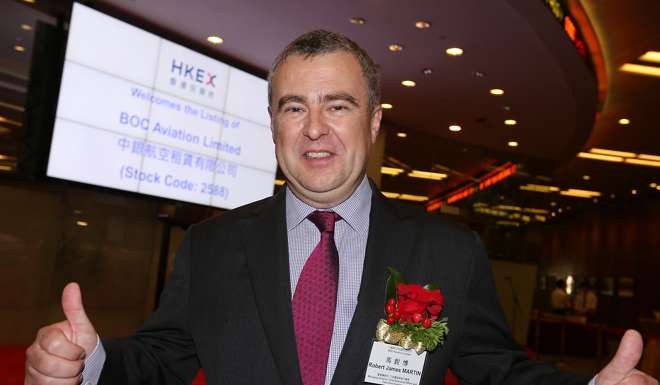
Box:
638;154;660;161
76;220;88;227
449;125;461;132
401;80;416;87
618;118;630;125
381;103;393;109
0;165;13;172
519;184;560;193
591;148;638;157
650;183;657;188
422;68;433;75
350;17;366;25
624;158;660;167
582;175;590;180
639;51;660;64
396;132;407;138
490;88;504;95
20;24;32;31
381;166;404;176
504;119;517;125
207;35;224;44
446;47;464;56
632;189;637;195
399;194;429;202
578;152;624;162
14;45;25;52
23;0;35;3
507;141;519;147
415;20;431;29
388;44;404;52
620;63;660;78
559;188;601;198
408;170;447;181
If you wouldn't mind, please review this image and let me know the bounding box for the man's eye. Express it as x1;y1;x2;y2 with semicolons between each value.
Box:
331;105;347;111
285;106;304;113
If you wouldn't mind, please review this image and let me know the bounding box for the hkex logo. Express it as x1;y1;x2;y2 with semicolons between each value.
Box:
170;59;216;87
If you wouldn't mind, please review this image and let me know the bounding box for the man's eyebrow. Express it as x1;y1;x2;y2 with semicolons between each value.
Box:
323;93;359;107
277;95;306;111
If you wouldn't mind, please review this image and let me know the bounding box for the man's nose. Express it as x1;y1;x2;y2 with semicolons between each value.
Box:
303;109;329;140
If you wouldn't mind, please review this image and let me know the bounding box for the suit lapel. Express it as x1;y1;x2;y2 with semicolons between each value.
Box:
243;190;303;385
331;190;418;385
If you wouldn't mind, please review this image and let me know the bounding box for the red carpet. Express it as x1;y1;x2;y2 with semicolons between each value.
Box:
2;346;456;385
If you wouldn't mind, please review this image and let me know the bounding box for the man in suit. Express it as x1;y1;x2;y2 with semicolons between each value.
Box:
25;30;657;385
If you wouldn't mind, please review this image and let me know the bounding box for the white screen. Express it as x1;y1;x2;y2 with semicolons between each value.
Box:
47;3;277;209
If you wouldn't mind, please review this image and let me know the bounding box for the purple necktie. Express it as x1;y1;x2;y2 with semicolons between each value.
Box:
292;210;341;385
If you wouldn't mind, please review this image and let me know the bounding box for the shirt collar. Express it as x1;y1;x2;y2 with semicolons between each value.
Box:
285;176;372;235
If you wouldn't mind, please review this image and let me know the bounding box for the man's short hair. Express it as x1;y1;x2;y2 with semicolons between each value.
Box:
268;30;381;113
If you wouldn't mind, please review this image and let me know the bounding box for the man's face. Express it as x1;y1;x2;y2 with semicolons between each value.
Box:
269;51;381;208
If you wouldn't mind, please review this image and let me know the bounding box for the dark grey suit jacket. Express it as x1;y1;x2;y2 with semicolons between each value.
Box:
99;186;590;385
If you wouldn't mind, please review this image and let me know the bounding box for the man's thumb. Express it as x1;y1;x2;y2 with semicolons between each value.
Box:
597;329;644;385
61;282;93;335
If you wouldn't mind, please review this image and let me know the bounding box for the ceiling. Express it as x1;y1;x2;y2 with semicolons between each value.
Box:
0;0;658;225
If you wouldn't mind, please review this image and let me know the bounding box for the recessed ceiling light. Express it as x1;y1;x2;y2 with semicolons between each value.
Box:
350;17;366;25
76;220;88;227
415;20;431;29
20;24;32;31
550;201;557;206
388;44;404;52
639;51;660;64
651;182;658;188
632;189;637;195
508;141;519;147
618;118;630;125
504;119;517;126
446;47;464;56
422;68;433;75
473;71;485;78
14;45;25;52
582;175;590;180
610;193;616;199
490;88;504;95
558;208;563;213
449;125;462;132
401;80;416;87
23;0;35;3
381;103;393;109
593;198;598;203
397;132;407;138
207;35;224;44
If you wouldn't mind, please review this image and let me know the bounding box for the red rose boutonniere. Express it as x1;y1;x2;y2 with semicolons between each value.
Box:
375;267;449;354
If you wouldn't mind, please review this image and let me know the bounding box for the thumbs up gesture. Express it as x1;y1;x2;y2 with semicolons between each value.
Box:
25;283;98;385
597;330;658;385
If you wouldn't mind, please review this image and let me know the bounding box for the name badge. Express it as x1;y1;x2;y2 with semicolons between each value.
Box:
364;341;427;385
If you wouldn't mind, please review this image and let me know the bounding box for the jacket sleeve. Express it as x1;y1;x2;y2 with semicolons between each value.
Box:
99;227;199;385
449;232;591;385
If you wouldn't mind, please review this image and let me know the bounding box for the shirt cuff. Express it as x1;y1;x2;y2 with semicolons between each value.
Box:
81;335;106;385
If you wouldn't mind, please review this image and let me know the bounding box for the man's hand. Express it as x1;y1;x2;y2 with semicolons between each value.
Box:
597;329;659;385
25;282;98;385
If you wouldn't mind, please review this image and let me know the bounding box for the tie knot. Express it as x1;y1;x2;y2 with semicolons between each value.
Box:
307;210;341;233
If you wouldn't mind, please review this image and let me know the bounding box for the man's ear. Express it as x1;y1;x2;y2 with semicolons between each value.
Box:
370;106;382;144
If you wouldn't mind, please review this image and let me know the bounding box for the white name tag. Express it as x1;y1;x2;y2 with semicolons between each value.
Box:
364;341;427;385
